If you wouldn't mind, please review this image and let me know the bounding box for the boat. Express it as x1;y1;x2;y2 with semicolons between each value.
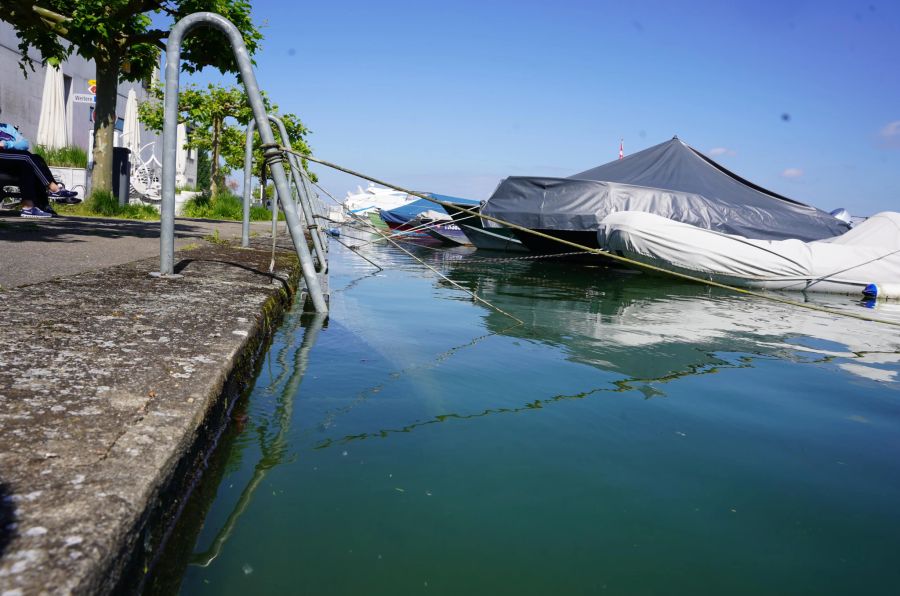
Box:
420;216;471;247
598;210;900;298
343;183;417;222
481;137;850;253
444;202;528;253
378;194;480;244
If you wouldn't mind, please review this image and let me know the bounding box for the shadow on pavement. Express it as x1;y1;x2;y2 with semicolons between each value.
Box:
0;216;213;244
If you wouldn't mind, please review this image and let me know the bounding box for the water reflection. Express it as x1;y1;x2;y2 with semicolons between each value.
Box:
191;313;325;567
297;244;900;453
438;256;900;382
158;239;900;595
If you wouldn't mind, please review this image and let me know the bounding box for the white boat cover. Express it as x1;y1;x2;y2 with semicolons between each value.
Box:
483;137;849;242
598;211;900;296
344;184;415;215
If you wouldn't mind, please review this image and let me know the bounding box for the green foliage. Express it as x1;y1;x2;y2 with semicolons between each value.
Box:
250;204;279;222
203;228;228;245
1;2;261;81
196;149;211;190
55;190;159;219
33;145;88;168
182;191;280;222
0;1;262;194
139;82;315;194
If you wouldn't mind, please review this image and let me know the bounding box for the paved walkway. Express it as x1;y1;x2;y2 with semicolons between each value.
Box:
0;216;305;593
0;214;278;288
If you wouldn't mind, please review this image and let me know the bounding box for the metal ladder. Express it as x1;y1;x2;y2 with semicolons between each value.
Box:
156;12;328;313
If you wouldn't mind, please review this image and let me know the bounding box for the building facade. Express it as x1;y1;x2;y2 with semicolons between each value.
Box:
0;20;197;189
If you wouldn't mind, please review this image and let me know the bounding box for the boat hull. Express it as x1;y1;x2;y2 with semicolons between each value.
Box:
444;203;528;252
367;211;388;229
422;223;471;246
511;229;600;254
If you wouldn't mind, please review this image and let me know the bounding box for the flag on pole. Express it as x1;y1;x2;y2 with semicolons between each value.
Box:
619;138;624;160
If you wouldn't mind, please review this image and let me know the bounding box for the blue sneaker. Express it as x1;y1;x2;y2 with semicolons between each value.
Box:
20;206;53;218
49;184;78;199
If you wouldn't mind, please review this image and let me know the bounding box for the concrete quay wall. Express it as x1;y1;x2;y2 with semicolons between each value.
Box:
0;243;302;594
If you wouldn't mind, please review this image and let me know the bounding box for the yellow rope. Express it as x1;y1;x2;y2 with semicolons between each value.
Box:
363;220;525;325
282;147;900;329
306;173;522;324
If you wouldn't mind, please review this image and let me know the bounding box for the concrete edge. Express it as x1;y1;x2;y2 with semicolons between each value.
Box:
99;255;303;593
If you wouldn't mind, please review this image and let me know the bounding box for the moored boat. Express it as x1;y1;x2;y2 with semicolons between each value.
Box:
378;194;480;244
598;210;900;298
482;137;850;253
344;183;417;220
444;202;528;253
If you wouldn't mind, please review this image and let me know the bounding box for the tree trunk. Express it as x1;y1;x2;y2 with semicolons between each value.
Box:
91;57;120;194
210;117;221;196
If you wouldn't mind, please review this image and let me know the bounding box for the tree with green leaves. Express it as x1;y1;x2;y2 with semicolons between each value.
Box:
139;82;314;196
0;0;261;194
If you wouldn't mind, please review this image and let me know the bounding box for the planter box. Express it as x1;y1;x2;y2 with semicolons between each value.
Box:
48;166;88;194
175;191;200;216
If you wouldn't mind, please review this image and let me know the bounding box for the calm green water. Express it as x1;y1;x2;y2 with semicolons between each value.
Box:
151;235;900;595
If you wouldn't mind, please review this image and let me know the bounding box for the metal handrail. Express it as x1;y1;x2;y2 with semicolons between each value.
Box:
242;115;327;274
157;12;327;313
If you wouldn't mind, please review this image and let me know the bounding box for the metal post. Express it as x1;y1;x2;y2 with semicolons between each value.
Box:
158;12;327;312
241;118;256;247
244;115;327;272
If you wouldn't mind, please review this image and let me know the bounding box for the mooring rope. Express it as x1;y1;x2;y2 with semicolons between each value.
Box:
306;174;478;248
286;173;390;271
329;233;384;271
362;219;524;325
776;247;900;292
300;176;521;323
283;147;900;329
349;212;479;250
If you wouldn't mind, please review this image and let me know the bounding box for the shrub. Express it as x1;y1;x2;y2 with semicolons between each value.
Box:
55;190;159;220
182;191;282;222
34;145;89;168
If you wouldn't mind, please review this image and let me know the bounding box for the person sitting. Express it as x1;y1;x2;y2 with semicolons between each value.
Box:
0;115;75;218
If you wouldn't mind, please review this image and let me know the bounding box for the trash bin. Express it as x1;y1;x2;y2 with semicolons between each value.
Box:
112;147;131;206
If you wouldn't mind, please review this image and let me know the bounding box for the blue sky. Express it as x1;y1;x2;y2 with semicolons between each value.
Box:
186;0;899;215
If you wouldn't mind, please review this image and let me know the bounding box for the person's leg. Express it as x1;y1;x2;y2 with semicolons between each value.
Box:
0;151;51;216
28;153;59;194
2;155;37;199
13;151;54;208
31;175;51;210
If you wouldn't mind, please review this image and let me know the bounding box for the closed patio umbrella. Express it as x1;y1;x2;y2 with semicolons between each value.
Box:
36;65;68;149
175;122;187;185
121;88;141;156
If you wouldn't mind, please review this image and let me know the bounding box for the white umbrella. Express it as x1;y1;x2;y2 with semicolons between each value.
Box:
175;122;188;185
121;88;141;157
36;65;68;149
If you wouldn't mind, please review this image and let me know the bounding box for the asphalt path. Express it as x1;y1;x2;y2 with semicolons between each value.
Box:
0;214;276;288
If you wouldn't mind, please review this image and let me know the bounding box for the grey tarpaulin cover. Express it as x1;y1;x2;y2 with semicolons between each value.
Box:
482;137;849;242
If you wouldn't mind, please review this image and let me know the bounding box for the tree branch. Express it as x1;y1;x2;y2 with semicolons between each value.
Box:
113;0;163;20
23;5;71;38
126;29;167;51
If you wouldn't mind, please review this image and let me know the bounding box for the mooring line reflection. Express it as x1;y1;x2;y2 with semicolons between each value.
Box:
310;349;815;450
